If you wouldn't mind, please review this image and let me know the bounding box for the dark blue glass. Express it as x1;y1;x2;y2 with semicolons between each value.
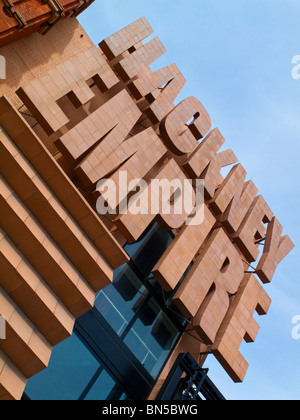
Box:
124;298;180;378
125;222;173;277
84;370;128;400
95;264;149;336
24;334;100;400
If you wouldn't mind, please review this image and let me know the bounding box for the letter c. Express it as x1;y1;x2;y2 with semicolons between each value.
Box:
160;97;211;155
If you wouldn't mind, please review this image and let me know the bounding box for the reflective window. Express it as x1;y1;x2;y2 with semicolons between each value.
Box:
25;333;130;401
84;370;128;401
124;298;180;378
95;264;149;336
125;222;173;277
25;334;100;400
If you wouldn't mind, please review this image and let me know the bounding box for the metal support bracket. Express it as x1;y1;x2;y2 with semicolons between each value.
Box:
39;0;65;35
3;0;27;31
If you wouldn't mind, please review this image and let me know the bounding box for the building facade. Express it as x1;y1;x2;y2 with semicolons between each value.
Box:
0;1;294;400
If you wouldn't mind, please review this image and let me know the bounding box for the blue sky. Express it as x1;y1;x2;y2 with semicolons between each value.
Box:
78;0;300;400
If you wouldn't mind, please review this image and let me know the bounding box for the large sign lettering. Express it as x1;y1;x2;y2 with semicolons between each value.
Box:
16;17;294;383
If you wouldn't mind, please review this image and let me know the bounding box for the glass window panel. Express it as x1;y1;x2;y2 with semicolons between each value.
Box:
125;223;173;277
94;264;148;336
25;334;100;400
84;370;115;400
123;298;180;379
124;329;157;373
124;222;156;259
84;369;130;401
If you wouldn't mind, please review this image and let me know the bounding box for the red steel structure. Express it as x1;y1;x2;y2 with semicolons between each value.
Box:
0;0;94;47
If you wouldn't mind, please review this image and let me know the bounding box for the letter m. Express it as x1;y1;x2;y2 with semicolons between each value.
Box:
55;89;168;210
